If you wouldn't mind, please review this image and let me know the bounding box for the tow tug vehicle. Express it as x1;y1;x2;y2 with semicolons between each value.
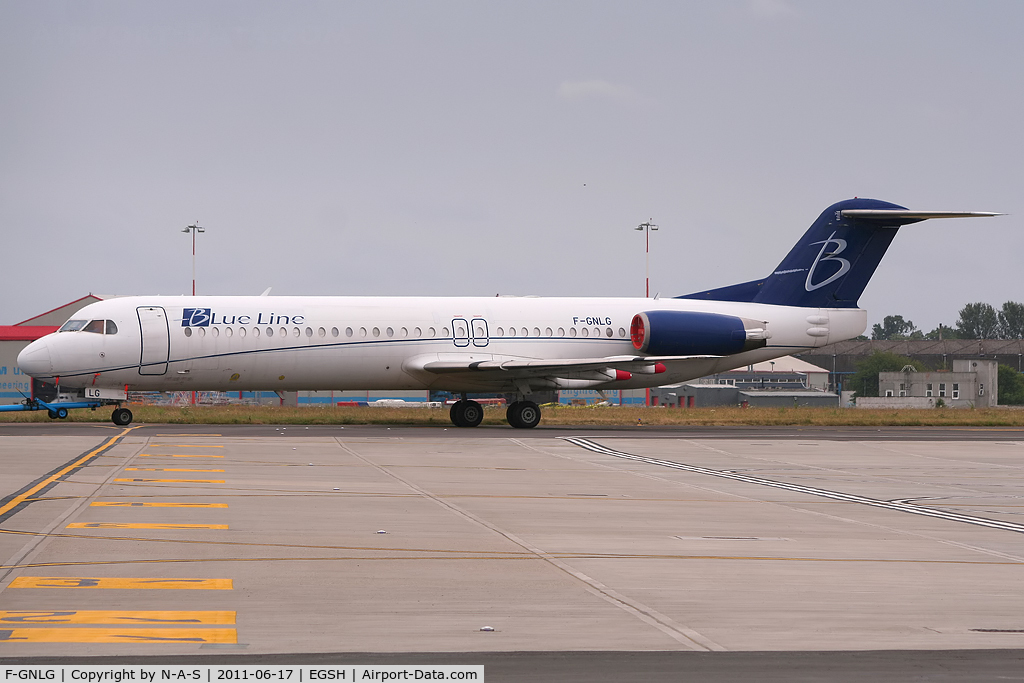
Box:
0;388;133;425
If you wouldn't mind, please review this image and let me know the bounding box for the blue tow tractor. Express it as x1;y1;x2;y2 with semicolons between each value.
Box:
0;388;133;426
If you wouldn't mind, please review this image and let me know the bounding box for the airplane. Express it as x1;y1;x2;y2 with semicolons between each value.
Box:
17;198;1001;428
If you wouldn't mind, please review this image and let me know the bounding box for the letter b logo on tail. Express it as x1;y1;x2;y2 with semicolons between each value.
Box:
805;232;850;292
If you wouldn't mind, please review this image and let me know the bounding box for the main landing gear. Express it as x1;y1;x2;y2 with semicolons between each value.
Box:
111;407;133;426
449;400;484;428
506;400;541;429
448;398;542;429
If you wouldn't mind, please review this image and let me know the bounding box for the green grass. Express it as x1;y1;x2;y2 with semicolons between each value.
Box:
3;403;1023;427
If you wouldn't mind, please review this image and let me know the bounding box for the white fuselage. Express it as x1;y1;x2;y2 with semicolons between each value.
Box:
18;295;866;393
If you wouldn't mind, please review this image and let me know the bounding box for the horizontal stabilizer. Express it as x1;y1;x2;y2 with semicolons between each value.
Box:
842;209;1003;224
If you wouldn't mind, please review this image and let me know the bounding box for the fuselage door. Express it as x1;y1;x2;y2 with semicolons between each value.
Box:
137;306;170;375
471;318;489;347
452;318;471;347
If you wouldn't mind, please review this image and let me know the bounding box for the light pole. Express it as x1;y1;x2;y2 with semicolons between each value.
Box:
182;223;205;296
635;220;658;298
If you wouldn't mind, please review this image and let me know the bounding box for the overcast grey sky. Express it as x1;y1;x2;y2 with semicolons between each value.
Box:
2;0;1021;332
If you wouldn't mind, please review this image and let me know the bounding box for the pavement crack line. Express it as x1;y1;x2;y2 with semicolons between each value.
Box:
334;437;724;652
563;437;1024;536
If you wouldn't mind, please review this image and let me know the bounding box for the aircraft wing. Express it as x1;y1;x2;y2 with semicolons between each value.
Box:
421;355;710;373
413;355;720;389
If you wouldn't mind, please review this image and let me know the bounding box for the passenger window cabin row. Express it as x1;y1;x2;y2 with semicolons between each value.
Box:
58;319;630;342
180;325;632;341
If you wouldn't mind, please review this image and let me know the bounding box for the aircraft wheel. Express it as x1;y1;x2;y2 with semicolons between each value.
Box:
56;407;69;419
506;401;522;428
112;408;133;426
461;400;483;427
449;401;465;426
450;400;483;427
509;400;541;429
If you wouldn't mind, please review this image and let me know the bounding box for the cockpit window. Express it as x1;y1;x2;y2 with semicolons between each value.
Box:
83;320;105;334
59;320;88;332
105;320;118;335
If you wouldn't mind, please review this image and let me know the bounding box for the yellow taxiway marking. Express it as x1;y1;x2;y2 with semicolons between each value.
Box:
125;468;226;472
90;502;228;508
0;427;137;520
10;577;232;590
148;444;225;448
0;610;235;625
139;453;224;458
0;627;236;643
66;523;229;530
114;478;225;484
155;434;223;437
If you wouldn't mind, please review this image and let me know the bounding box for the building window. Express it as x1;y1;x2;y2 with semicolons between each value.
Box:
979;383;985;396
939;383;946;397
885;390;893;397
926;383;933;397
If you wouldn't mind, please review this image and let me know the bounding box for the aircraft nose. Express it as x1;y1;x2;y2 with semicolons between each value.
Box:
17;339;52;377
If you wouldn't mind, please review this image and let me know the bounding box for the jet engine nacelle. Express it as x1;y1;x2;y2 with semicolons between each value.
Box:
630;310;771;356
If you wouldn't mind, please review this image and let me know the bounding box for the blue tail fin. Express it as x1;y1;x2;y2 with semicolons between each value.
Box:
680;198;912;308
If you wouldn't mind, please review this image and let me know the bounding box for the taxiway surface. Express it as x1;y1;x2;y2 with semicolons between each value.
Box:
1;424;1022;679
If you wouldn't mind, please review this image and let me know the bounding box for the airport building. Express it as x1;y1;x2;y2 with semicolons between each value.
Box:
797;339;1024;394
856;358;1000;409
650;356;838;408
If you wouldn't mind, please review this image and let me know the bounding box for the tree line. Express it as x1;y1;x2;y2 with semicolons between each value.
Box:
870;301;1024;340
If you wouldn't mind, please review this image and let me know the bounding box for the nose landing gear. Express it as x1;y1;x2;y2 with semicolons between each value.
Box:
111;407;133;426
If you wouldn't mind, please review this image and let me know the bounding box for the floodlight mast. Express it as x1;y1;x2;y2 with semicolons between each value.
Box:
182;223;205;296
635;220;658;298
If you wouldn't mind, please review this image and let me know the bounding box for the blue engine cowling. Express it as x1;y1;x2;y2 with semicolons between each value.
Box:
630;310;768;356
